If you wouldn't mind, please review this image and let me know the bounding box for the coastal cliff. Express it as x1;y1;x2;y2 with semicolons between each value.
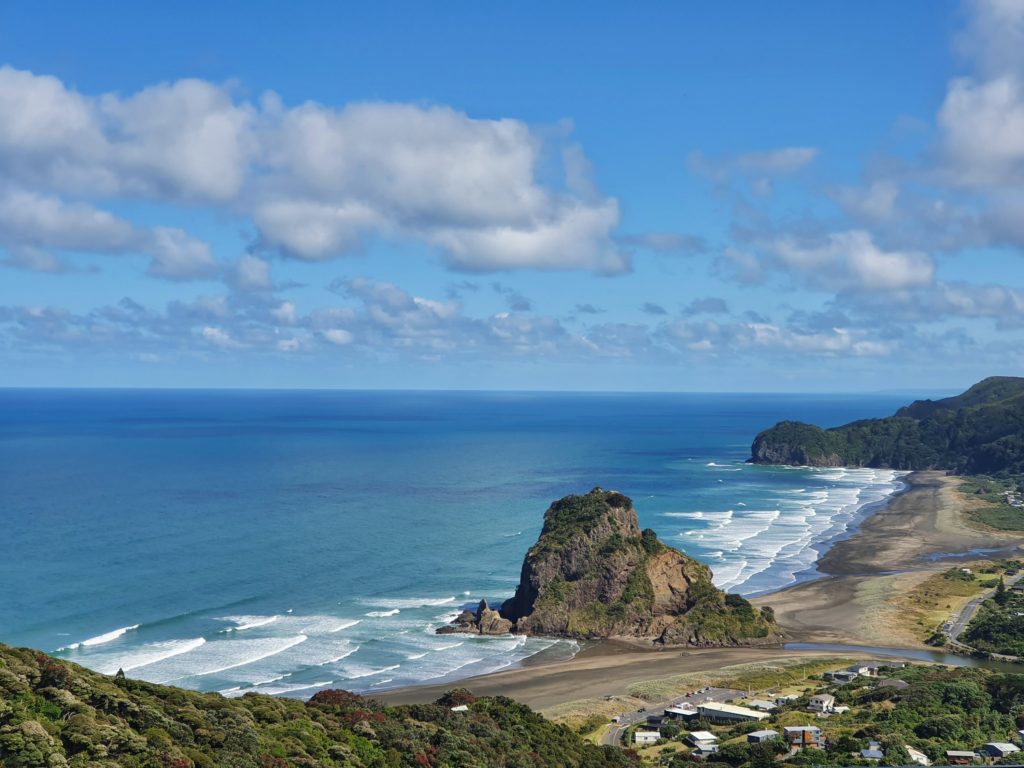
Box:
750;376;1024;475
492;487;778;645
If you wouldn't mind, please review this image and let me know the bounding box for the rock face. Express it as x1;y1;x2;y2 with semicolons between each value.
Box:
497;488;779;645
437;600;514;636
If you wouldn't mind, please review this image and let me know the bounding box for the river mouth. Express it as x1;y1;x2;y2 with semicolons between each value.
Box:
785;642;1023;673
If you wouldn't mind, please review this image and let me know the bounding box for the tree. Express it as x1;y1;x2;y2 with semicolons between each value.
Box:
995;576;1009;605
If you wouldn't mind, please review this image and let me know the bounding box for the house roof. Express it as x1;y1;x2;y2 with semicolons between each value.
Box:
688;731;717;741
784;726;821;733
748;730;779;738
985;742;1020;752
698;702;768;719
946;751;977;757
810;693;835;701
861;749;884;759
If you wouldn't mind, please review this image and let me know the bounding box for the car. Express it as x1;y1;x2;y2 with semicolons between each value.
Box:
611;716;621;723
639;707;646;712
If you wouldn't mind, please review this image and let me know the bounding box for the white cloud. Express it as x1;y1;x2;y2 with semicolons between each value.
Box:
0;67;623;275
321;328;354;346
766;230;934;292
0;187;135;252
201;325;245;349
145;227;218;280
232;253;273;291
270;300;296;325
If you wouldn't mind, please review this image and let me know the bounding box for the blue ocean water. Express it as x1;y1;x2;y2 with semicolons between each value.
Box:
1;389;910;697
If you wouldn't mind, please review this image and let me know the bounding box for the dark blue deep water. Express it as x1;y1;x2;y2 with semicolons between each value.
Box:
1;389;910;696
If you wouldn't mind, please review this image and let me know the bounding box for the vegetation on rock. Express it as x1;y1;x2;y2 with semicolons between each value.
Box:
499;488;777;645
749;376;1024;475
0;644;637;768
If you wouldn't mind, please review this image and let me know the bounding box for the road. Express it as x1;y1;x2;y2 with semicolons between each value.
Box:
599;686;743;747
945;570;1023;645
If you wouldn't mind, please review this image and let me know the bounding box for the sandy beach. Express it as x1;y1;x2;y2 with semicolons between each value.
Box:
376;471;1023;710
752;471;1023;647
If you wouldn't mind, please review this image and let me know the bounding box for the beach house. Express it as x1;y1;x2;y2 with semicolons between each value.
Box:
633;730;660;745
696;702;768;723
982;742;1021;759
808;693;836;714
945;750;978;764
747;699;776;711
860;741;884;761
685;731;720;754
784;726;823;749
906;745;931;765
747;730;779;744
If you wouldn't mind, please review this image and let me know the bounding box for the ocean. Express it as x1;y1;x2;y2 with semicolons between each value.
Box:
1;389;910;697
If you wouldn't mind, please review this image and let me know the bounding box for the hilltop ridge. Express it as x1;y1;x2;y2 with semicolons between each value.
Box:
750;376;1024;475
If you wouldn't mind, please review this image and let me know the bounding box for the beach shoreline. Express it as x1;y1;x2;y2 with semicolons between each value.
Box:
375;471;1023;709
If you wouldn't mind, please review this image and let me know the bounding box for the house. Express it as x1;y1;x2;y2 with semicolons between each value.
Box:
747;730;779;744
664;705;699;722
824;670;858;683
906;745;931;766
696;702;768;723
449;704;469;713
847;663;879;676
775;694;800;706
633;730;660;745
685;731;719;755
945;750;977;764
982;742;1021;759
748;699;777;711
784;726;823;749
646;715;665;728
861;741;884;761
808;694;836;714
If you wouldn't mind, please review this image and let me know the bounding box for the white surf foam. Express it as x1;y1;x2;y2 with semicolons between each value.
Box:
365;609;400;618
62;624;140;650
220;615;279;632
94;637;207;674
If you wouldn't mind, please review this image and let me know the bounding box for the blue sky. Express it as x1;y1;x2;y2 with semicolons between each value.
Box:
0;1;1021;391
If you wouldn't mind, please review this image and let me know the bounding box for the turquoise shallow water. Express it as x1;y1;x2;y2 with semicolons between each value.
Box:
1;389;910;696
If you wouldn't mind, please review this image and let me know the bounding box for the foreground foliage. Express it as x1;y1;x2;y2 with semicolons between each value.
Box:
0;644;636;768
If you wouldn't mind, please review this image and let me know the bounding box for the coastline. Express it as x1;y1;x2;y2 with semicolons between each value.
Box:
375;471;1023;709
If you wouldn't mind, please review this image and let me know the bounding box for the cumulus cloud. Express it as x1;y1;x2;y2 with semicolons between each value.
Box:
145;227;219;280
0;67;624;275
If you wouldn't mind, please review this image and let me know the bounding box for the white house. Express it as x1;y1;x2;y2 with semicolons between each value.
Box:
905;745;931;766
633;730;660;745
685;730;719;752
748;699;777;711
808;694;836;713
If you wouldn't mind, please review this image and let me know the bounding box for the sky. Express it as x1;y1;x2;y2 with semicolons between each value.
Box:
0;1;1022;392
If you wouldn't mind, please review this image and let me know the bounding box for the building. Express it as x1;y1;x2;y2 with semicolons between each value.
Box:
685;731;719;751
824;670;858;683
982;743;1021;759
747;730;779;744
748;699;777;711
945;750;977;764
646;715;665;728
906;745;931;766
808;694;836;713
847;663;879;677
633;730;660;745
696;702;768;723
784;726;823;749
775;694;800;706
861;741;884;761
833;705;850;714
664;706;699;722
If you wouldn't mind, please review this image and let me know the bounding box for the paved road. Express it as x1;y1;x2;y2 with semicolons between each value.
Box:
946;570;1023;644
599;686;743;747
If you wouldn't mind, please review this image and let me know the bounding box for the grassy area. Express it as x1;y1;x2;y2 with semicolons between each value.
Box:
959;475;1024;530
893;565;995;642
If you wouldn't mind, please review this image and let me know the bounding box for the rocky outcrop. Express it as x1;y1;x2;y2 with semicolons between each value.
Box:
497;487;779;646
437;600;513;636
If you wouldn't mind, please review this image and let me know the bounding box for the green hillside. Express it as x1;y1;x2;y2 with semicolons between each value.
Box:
0;644;635;768
749;376;1024;475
